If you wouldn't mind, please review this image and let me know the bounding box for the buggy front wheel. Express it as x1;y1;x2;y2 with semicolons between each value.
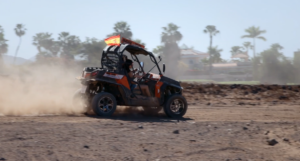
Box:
163;95;188;118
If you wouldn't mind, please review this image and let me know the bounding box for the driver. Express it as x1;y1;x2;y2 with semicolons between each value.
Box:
122;59;151;97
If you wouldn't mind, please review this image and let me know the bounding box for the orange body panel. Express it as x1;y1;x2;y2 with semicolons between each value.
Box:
116;76;130;90
103;72;130;89
155;81;164;98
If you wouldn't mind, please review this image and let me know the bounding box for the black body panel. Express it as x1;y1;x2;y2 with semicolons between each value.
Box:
160;76;180;87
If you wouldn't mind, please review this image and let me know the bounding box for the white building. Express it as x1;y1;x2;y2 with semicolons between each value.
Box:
180;49;209;69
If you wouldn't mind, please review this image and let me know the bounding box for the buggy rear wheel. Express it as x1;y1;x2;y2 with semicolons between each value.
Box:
163;94;188;118
92;92;117;117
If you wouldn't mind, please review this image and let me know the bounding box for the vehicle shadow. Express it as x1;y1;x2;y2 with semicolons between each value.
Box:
85;108;193;123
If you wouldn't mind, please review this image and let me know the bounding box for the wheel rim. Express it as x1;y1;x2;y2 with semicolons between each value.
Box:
170;99;184;114
98;97;114;113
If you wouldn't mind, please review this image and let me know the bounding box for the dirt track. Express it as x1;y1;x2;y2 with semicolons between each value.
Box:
1;84;300;161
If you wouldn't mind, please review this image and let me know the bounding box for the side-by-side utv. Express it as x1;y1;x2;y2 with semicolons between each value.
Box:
73;35;188;118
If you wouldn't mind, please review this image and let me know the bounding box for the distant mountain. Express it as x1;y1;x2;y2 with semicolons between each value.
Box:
2;55;32;65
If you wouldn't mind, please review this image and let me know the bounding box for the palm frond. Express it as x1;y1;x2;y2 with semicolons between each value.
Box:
241;35;252;38
259;30;266;34
257;36;266;41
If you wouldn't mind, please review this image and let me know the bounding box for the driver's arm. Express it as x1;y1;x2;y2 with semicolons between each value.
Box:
131;68;143;78
128;71;137;84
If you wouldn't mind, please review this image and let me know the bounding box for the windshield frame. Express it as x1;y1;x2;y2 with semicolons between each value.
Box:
126;51;162;75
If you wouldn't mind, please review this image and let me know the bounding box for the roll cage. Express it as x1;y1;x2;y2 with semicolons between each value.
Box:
101;44;162;75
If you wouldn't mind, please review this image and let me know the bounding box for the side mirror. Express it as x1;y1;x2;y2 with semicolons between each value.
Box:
140;62;144;68
163;63;166;73
158;56;162;61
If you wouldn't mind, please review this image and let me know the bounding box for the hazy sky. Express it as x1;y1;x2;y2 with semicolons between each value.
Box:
1;0;299;60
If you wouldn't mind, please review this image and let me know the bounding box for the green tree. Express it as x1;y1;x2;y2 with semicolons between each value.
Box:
159;23;183;78
81;38;106;65
270;43;283;52
294;50;300;83
230;46;244;56
259;44;294;84
13;24;26;64
0;26;8;68
243;42;253;54
33;32;60;59
208;46;223;63
107;21;133;39
160;23;182;59
241;26;266;57
161;23;182;43
58;32;81;59
251;56;261;80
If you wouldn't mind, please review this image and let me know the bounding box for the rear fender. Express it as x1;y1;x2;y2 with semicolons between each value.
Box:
84;79;131;105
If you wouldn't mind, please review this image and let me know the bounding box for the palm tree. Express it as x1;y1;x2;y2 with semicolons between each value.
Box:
13;24;26;64
33;32;53;53
241;26;266;57
243;42;253;54
108;21;133;39
203;25;220;75
58;32;81;59
208;46;223;63
159;23;182;78
161;23;182;43
0;26;8;68
203;25;220;49
270;43;283;51
230;46;244;56
159;23;182;59
270;43;284;58
81;38;106;64
33;32;60;57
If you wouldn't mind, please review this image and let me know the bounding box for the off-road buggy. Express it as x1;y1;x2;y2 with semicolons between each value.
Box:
73;35;188;118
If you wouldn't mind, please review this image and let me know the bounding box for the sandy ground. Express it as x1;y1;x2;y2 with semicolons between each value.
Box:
0;84;300;161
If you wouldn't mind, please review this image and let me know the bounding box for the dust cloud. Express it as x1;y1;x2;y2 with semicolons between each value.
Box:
0;63;84;116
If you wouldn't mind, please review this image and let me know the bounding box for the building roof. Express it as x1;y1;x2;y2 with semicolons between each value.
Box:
181;49;209;59
212;63;237;68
